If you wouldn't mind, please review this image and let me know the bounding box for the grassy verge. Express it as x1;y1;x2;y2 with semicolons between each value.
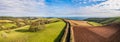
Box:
0;20;66;42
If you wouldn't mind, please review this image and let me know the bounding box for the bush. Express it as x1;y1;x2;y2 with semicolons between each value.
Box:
29;25;45;32
1;32;8;38
4;30;11;33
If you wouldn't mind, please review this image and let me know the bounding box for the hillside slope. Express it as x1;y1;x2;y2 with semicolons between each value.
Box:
84;17;120;25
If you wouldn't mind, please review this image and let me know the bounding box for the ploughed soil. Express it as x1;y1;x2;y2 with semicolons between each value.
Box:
67;20;120;42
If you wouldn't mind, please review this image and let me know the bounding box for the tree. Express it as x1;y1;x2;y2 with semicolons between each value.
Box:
29;20;45;32
23;19;31;25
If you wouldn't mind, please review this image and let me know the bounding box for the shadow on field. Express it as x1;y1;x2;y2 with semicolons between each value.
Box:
15;29;29;32
54;29;65;42
54;20;67;42
54;19;71;42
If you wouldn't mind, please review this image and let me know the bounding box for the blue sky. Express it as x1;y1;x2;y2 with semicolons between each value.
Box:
45;0;106;7
0;0;120;17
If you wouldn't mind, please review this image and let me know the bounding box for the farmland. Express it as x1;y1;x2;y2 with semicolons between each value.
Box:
0;17;66;42
67;17;120;42
87;22;103;26
1;17;120;42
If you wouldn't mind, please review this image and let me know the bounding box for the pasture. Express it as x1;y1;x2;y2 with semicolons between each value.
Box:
0;18;66;42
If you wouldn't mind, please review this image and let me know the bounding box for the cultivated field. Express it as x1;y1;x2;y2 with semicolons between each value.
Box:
68;18;120;42
1;17;120;42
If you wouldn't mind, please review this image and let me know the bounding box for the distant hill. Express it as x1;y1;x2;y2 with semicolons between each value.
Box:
84;17;120;25
57;17;88;20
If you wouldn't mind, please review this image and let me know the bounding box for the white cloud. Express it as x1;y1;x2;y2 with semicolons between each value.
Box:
93;0;120;9
0;0;47;16
50;0;120;17
76;0;120;17
0;0;120;17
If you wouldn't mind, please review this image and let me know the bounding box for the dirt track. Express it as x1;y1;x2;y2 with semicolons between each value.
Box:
67;20;120;42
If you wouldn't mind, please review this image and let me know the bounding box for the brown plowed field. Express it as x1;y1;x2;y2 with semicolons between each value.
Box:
68;20;120;42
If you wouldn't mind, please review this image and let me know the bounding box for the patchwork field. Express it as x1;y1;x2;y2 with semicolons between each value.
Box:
1;17;120;42
0;17;66;42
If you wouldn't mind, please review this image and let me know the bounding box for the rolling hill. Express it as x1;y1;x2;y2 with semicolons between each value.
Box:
84;17;120;25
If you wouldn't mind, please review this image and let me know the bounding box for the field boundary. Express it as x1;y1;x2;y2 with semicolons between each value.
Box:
86;21;95;26
70;26;74;42
60;19;71;42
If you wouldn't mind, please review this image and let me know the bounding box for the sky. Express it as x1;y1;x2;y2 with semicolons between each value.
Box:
0;0;120;17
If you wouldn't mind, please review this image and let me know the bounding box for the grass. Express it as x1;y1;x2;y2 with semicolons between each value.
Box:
0;25;30;42
84;17;120;25
0;20;66;42
2;23;17;28
88;22;103;26
0;20;13;22
112;18;120;23
28;21;65;42
0;23;17;30
100;18;117;24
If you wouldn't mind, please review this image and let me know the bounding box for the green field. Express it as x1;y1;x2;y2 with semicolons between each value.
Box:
88;22;103;26
84;17;120;25
0;23;17;29
0;20;66;42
